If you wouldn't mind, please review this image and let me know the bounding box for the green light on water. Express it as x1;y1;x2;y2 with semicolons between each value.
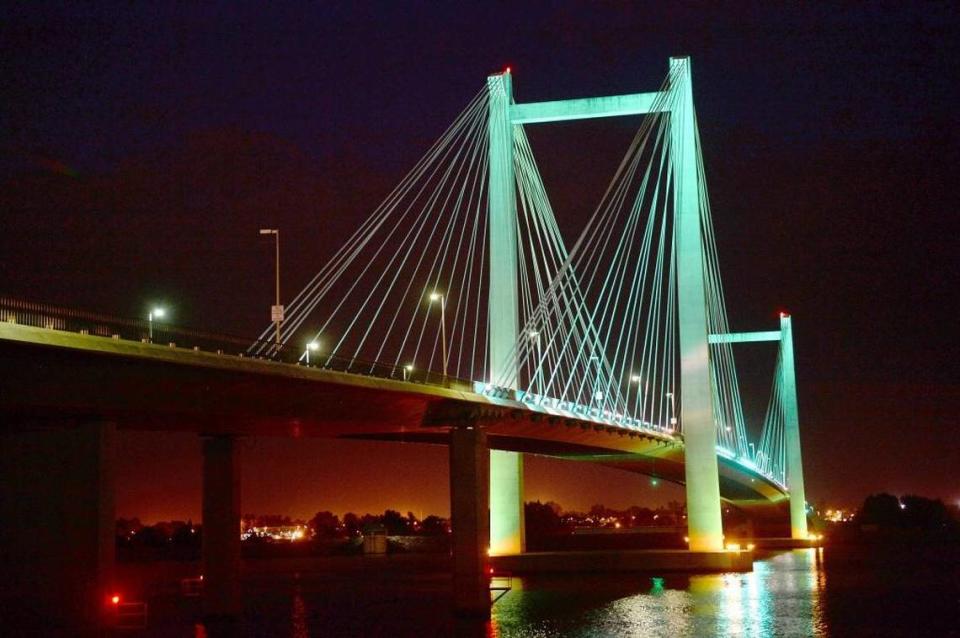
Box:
650;478;659;487
650;577;665;594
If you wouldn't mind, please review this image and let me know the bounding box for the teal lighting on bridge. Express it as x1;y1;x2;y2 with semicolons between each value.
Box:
247;57;810;547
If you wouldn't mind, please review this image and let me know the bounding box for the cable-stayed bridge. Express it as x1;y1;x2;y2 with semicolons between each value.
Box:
0;57;810;626
249;57;807;548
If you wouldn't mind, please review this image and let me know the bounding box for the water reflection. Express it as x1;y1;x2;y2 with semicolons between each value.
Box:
491;550;828;637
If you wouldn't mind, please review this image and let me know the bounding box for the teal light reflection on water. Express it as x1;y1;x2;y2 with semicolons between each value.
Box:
491;550;827;637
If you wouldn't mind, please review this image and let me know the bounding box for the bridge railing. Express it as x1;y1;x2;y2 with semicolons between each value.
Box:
0;297;475;390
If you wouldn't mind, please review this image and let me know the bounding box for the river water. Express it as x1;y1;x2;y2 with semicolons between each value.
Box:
489;546;958;637
150;544;958;637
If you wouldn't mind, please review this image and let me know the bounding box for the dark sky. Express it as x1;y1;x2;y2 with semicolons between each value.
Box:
2;3;958;521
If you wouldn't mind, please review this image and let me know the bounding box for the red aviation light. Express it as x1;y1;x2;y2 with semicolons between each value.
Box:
111;594;120;605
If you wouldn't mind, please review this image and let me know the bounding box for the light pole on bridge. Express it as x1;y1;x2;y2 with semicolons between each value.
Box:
148;307;166;341
528;330;542;394
429;291;447;378
259;228;282;353
305;340;320;365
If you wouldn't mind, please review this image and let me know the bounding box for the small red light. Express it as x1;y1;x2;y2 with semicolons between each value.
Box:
111;595;120;605
489;567;494;574
779;311;790;318
505;66;511;74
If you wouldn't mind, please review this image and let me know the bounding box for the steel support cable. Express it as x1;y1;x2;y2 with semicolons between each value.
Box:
514;135;596;401
568;79;679;417
556;124;651;407
261;89;489;353
322;97;489;365
501;133;610;403
630;124;669;424
600;116;670;416
389;105;490;373
514;131;588;396
448;154;488;378
692;107;751;455
548;77;676;416
418;111;492;374
496;69;680;419
281;93;490;353
523;105;664;404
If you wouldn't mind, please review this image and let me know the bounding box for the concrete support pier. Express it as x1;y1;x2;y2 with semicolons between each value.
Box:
202;435;242;620
449;427;490;617
780;314;809;540
491;548;754;574
0;420;116;635
490;450;525;555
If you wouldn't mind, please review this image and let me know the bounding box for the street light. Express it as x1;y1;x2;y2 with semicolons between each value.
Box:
631;374;649;423
305;340;320;365
148;307;166;340
665;391;677;428
589;354;603;410
429;291;447;378
259;229;282;351
528;330;542;394
403;364;414;382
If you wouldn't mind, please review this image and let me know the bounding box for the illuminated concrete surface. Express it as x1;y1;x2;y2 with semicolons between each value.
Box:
491;548;754;573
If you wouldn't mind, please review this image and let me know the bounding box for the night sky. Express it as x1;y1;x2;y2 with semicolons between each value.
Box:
2;3;958;522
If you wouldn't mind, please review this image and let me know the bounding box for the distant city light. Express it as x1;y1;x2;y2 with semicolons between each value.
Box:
111;595;120;605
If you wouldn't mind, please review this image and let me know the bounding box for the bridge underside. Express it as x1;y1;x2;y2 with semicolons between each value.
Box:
0;324;786;505
0;324;791;629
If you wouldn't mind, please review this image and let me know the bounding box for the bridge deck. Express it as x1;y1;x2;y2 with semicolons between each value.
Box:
0;322;786;504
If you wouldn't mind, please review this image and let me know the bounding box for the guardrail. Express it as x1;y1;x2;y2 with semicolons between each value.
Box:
0;297;475;389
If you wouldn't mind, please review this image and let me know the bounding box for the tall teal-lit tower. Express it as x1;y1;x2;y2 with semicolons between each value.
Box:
486;70;526;556
780;313;808;539
669;57;724;551
486;58;727;554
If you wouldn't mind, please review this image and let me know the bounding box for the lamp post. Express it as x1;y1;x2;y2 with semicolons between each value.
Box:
528;330;542;394
429;292;447;377
305;340;319;365
259;228;282;351
589;354;603;411
665;391;677;429
403;364;413;382
148;307;166;341
631;374;644;423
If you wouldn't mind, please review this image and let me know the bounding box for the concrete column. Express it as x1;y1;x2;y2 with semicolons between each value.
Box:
489;450;525;555
202;435;242;619
670;56;724;552
486;69;518;389
449;427;490;616
780;314;809;539
0;419;116;635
